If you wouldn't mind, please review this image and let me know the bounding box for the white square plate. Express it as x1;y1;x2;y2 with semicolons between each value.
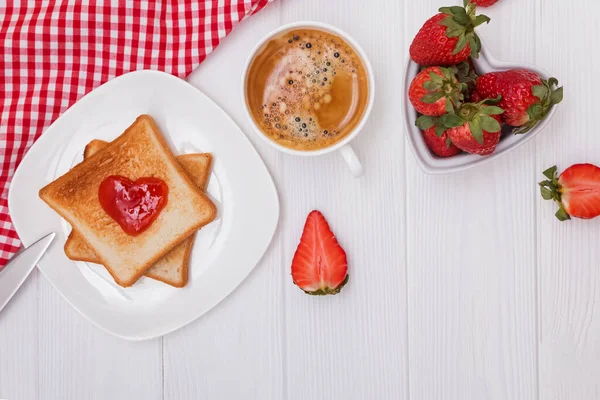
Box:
8;70;279;340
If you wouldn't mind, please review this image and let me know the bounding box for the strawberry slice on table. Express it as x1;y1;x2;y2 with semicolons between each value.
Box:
410;0;490;66
476;69;563;133
539;164;600;221
291;210;349;296
408;66;466;116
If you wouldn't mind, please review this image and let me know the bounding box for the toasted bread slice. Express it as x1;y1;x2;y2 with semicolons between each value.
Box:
39;115;217;287
65;139;213;287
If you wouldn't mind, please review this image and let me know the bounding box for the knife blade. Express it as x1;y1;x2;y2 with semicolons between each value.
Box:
0;232;55;314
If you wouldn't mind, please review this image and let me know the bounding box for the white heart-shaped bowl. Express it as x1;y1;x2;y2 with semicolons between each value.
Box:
403;47;559;174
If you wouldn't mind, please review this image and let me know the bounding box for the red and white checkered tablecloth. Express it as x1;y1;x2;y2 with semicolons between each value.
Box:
0;0;273;266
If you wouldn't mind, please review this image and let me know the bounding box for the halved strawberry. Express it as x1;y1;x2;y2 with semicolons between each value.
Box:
291;210;348;295
539;164;600;220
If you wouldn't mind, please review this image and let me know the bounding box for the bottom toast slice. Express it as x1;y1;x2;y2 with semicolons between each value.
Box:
64;139;213;287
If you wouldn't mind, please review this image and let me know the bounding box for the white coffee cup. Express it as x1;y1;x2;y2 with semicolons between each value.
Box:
241;21;375;177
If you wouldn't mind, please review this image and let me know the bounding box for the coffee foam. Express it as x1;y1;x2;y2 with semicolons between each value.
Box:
246;29;369;151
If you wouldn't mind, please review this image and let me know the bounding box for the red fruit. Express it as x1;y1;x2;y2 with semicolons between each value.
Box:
423;126;461;157
408;67;465;116
439;101;504;155
447;114;501;155
468;89;483;102
539;164;600;221
476;69;563;133
472;0;498;6
409;3;490;66
291;210;349;295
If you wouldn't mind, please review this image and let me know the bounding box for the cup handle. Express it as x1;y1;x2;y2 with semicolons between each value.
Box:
339;144;363;177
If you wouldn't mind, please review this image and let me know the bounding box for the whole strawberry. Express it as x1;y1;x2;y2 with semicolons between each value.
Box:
410;0;490;66
416;115;461;157
408;67;466;116
476;69;563;133
539;164;600;221
423;126;461;157
472;0;498;6
442;100;504;155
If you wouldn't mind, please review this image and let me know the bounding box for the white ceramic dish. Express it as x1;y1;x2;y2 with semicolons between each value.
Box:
403;47;559;174
8;70;279;340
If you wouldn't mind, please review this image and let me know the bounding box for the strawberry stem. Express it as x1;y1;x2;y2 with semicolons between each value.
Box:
515;77;564;134
539;166;571;221
439;1;490;59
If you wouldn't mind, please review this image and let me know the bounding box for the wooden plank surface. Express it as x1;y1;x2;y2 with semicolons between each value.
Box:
277;0;409;398
1;1;599;399
535;1;600;399
403;1;538;399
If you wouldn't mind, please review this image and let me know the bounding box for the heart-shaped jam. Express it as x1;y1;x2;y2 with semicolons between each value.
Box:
98;176;168;236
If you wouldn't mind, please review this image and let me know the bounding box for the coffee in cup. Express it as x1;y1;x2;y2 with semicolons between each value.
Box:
244;28;370;151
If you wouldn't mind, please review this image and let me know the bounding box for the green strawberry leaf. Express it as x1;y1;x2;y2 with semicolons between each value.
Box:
452;11;470;25
473;15;491;27
480;106;504;115
416;115;436;130
434;124;446;137
547;77;559;87
469;119;484;144
468;36;478;58
429;71;444;84
540;186;553;200
423;81;440;91
439;6;454;15
542;166;557;180
481;95;502;105
441;113;464;128
439;17;456;27
445;25;465;38
528;103;543;120
532;84;549;100
446;136;453;148
422;92;445;104
481;116;501;132
453;33;468;55
551;87;564;105
440;67;455;78
445;99;455;113
555;206;571;221
446;6;467;14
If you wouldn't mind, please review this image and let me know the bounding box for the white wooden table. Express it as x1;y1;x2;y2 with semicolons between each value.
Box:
1;0;599;399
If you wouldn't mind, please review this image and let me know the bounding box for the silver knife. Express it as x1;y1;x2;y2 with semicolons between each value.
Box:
0;232;55;314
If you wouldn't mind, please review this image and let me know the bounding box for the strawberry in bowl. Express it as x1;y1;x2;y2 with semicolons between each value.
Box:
408;66;466;117
409;0;490;66
476;70;563;134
